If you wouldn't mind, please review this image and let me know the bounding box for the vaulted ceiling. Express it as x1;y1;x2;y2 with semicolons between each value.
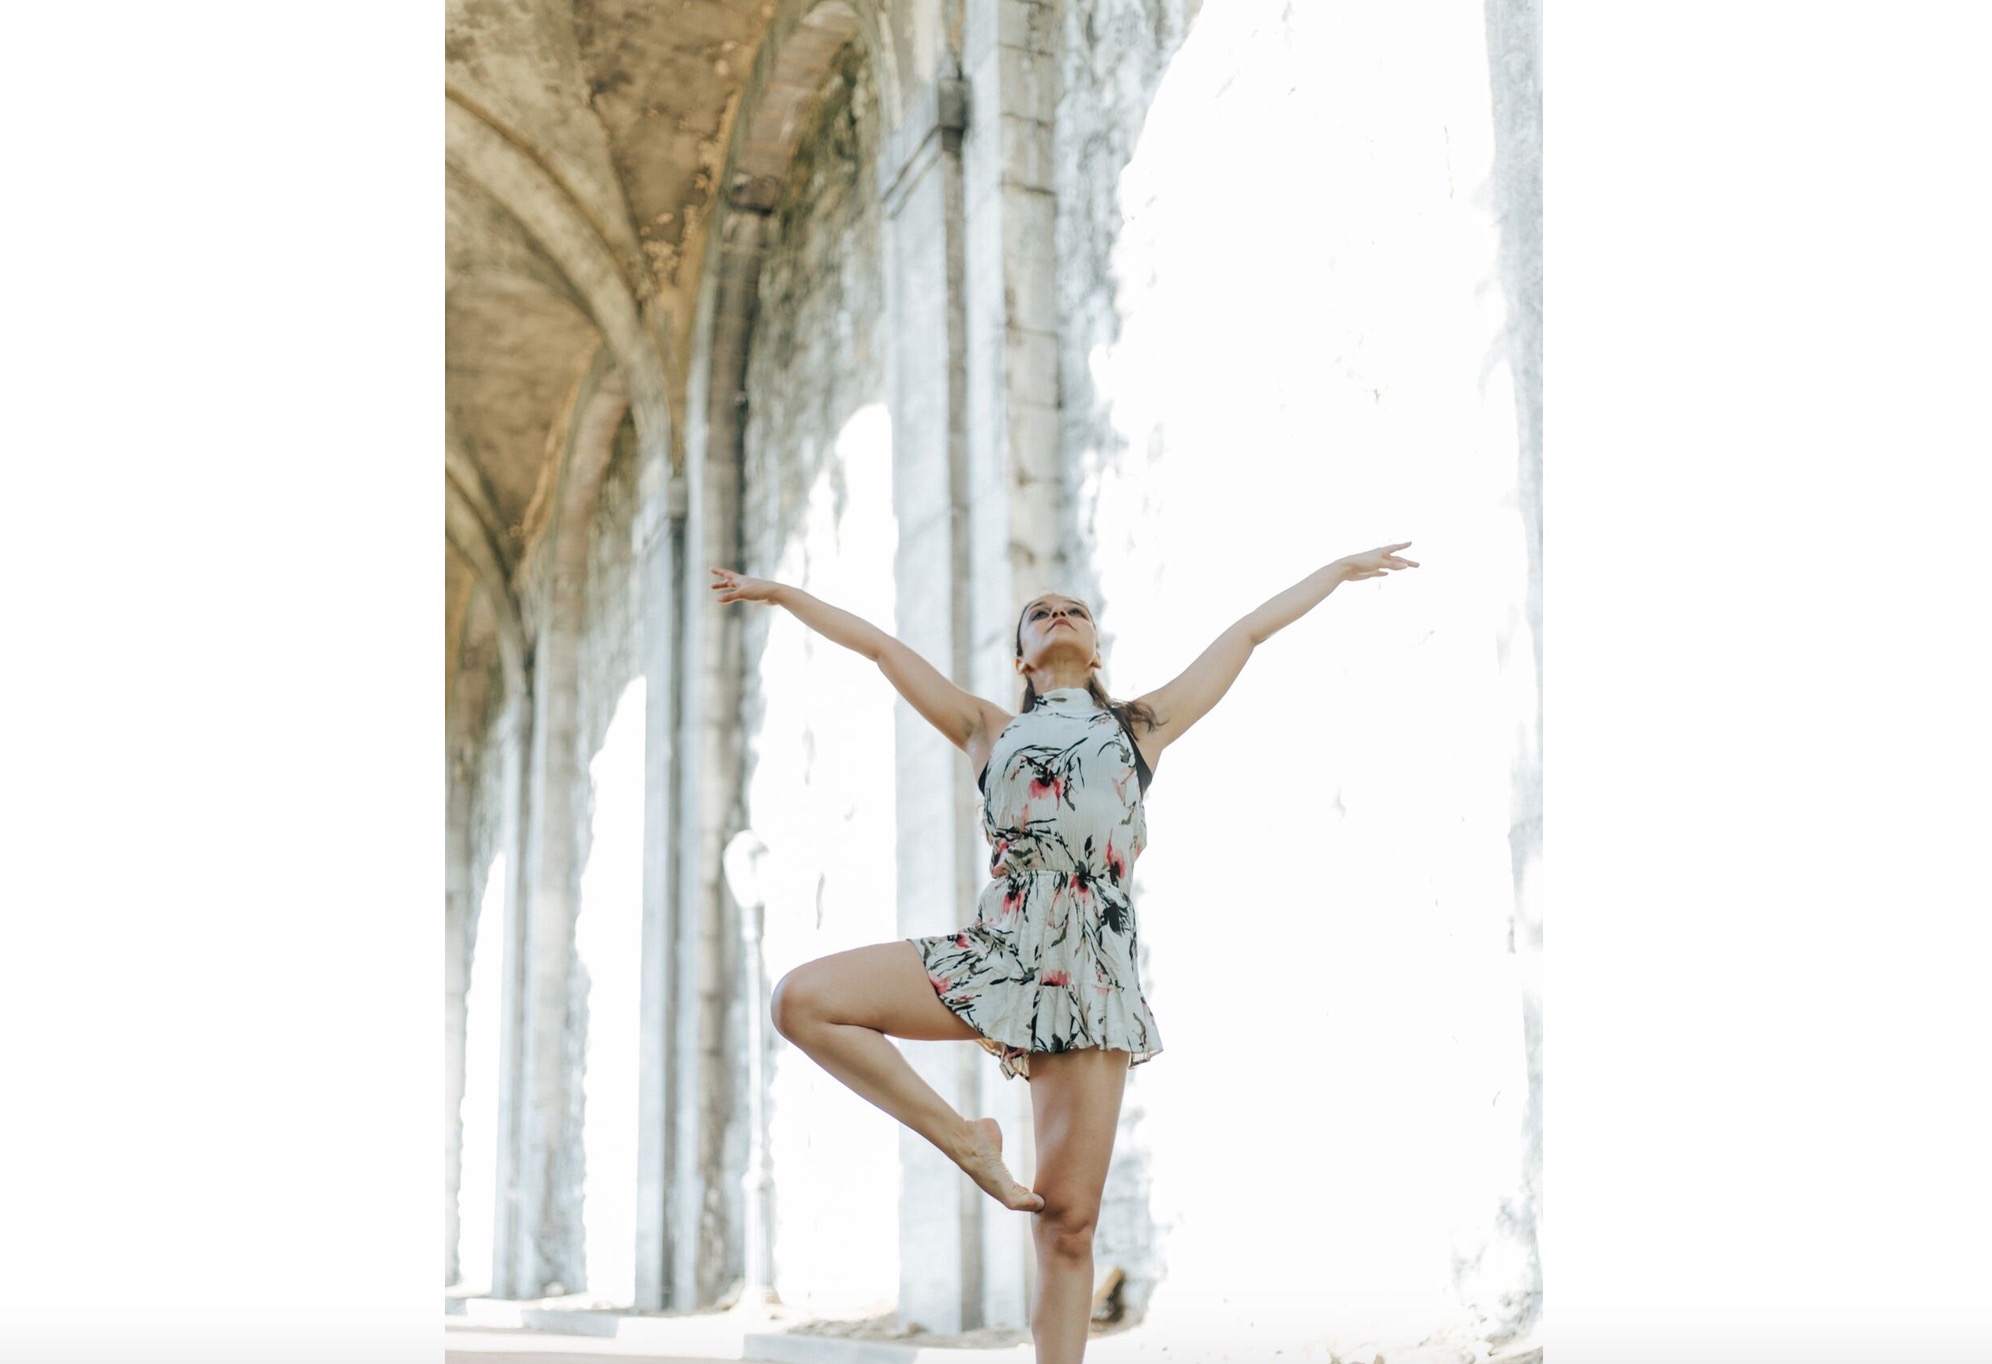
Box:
444;0;784;712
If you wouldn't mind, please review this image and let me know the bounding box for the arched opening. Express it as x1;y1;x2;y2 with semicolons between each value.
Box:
575;677;648;1305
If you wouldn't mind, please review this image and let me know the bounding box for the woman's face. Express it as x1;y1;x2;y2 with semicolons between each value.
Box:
1015;594;1101;673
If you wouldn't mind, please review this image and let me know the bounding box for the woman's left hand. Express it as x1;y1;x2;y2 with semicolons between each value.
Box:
1336;542;1420;581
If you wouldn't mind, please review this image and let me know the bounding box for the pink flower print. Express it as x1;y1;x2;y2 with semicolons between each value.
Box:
1103;837;1127;885
1028;773;1066;802
1041;970;1071;988
1001;879;1025;917
929;973;953;995
954;932;971;949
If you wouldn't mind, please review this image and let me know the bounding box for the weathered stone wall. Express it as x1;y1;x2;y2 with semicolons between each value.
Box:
737;41;903;1318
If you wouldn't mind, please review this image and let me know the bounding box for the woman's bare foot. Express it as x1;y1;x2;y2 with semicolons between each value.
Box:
954;1116;1044;1211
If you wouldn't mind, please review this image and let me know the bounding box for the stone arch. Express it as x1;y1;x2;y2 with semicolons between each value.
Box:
721;1;887;214
691;0;886;535
446;458;528;695
539;346;632;595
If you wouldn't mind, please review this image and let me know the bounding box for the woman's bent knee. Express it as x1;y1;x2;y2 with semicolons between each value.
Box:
770;969;817;1041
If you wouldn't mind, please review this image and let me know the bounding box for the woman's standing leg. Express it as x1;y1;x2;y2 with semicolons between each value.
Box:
771;940;1043;1211
1026;1048;1130;1364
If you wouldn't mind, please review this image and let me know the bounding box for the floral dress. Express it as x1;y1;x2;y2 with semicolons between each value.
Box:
909;686;1162;1080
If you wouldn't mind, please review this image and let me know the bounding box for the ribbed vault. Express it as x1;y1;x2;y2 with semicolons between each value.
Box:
443;0;890;726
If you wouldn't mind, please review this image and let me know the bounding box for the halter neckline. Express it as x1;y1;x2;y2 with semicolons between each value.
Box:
1035;686;1098;713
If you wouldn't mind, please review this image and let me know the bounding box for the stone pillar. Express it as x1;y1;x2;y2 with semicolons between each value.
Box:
673;246;751;1308
633;471;686;1310
490;684;535;1298
960;0;1066;1325
962;0;1064;597
444;764;473;1286
510;574;589;1296
878;71;985;1336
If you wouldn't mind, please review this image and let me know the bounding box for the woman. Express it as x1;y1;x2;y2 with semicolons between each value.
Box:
709;541;1419;1362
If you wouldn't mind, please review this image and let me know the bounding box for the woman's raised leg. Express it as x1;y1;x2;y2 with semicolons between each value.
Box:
1025;1048;1130;1364
770;941;1044;1211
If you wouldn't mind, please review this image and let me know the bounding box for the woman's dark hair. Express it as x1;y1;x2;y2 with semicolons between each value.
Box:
1014;598;1160;736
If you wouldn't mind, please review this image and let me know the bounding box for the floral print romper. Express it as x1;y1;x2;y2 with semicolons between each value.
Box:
909;686;1162;1080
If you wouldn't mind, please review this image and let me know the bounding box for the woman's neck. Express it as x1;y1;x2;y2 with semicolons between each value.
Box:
1028;667;1094;694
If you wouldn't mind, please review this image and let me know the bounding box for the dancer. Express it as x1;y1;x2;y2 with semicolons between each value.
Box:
710;542;1419;1362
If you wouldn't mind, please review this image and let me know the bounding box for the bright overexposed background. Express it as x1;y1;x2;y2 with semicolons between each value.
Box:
575;678;646;1305
752;403;903;1317
1061;0;1534;1347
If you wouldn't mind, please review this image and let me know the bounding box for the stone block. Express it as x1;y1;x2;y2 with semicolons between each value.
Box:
1004;325;1059;412
965;0;1059;66
1000;189;1058;334
998;113;1055;192
1006;400;1060;486
1008;0;1060;57
998;40;1060;128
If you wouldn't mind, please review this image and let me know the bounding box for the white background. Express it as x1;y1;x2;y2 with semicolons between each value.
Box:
2;3;1988;1361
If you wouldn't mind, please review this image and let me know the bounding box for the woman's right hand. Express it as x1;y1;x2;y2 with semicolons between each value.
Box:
710;566;784;605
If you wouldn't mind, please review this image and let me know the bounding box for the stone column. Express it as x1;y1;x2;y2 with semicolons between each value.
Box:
959;0;1065;1326
673;243;752;1308
510;573;589;1296
878;71;985;1336
633;471;686;1310
444;763;473;1286
490;683;535;1298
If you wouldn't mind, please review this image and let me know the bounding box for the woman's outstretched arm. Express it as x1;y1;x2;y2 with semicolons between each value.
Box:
1132;541;1419;758
710;567;1010;752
